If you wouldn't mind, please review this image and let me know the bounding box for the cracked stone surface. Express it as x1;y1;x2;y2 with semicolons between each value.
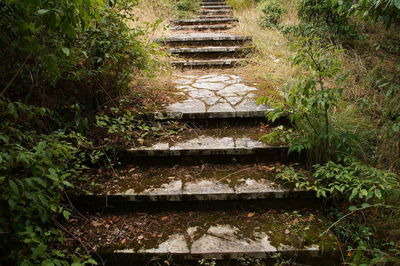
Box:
165;74;269;114
112;178;293;201
129;136;267;153
115;223;325;258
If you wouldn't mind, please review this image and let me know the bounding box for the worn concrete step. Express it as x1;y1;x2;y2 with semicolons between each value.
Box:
166;46;250;59
202;0;227;2
200;9;232;15
171;18;238;26
64;210;339;264
158;33;252;47
72;163;317;211
118;124;293;165
201;2;227;6
172;58;245;68
171;24;234;31
201;5;232;9
198;14;234;19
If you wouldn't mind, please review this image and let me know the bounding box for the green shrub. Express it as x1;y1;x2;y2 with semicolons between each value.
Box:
259;37;361;163
258;0;286;28
176;0;200;12
0;0;152;110
276;160;400;203
0;99;99;265
286;0;358;41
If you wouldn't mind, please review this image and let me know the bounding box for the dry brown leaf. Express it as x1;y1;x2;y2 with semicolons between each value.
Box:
128;168;136;173
247;212;255;218
161;216;169;221
91;221;102;227
120;238;127;244
138;235;144;240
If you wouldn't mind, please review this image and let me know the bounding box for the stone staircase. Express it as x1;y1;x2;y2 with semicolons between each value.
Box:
159;0;254;69
68;1;341;265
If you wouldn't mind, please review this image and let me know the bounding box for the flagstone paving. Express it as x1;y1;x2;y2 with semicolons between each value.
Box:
166;73;270;115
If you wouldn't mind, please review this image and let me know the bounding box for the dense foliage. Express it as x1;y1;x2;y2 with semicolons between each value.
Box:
0;0;191;264
0;0;151;109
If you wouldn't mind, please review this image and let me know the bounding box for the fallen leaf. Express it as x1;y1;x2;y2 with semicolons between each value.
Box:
161;216;169;221
91;221;102;227
247;212;255;218
120;239;127;244
285;229;290;235
128;168;136;173
138;235;144;240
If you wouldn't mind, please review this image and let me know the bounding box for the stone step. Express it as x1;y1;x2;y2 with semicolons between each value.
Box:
64;210;339;264
159;33;251;47
201;2;227;6
171;24;234;31
202;0;226;2
72;163;317;211
201;5;233;9
118;124;296;166
171;18;238;26
152;73;272;120
200;9;232;15
198;14;234;19
172;58;245;68
165;46;251;59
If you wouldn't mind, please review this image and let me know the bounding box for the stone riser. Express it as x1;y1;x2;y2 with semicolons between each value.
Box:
162;40;251;48
168;50;250;59
171;25;234;31
171;18;238;26
201;6;232;9
72;197;321;214
200;10;232;15
94;250;340;265
172;58;245;69
117;151;303;167
72;193;319;213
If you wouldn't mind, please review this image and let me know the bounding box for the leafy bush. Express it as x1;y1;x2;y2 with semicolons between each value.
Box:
285;0;358;41
0;99;99;265
0;0;151;110
258;37;362;163
176;0;200;12
276;161;400;203
258;0;286;28
339;0;400;28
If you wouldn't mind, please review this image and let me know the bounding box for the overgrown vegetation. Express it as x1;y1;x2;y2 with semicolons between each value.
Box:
249;0;400;263
0;0;194;264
